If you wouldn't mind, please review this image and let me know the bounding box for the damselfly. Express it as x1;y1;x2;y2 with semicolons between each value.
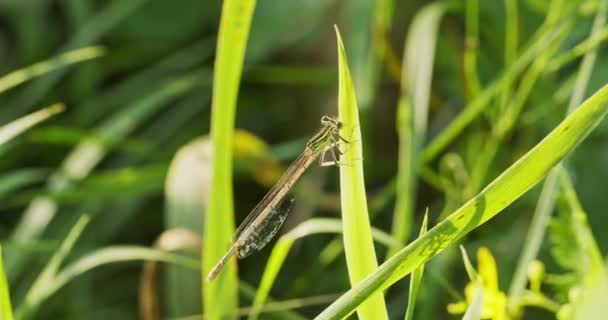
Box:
207;115;349;281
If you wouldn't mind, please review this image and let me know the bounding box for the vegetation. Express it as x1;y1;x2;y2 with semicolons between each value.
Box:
1;1;607;319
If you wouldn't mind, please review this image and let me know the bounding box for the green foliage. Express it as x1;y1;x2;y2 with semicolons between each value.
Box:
203;1;256;319
1;1;608;320
0;246;14;320
336;27;389;320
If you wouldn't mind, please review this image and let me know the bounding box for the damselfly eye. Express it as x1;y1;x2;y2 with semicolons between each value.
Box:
337;121;343;129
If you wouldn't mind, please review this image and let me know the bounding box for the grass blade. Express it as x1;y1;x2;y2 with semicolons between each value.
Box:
0;47;104;94
0;104;64;147
403;214;428;320
507;1;607;308
314;82;608;320
17;245;200;320
9;0;150;114
421;21;565;164
390;1;445;257
165;137;211;317
17;215;90;319
5;72;204;280
203;0;256;319
0;246;14;320
249;218;400;320
335;26;389;320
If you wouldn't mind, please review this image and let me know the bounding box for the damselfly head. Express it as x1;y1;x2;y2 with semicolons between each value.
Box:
320;115;341;130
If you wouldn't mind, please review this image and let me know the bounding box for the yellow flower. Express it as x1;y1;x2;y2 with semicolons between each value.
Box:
447;247;510;320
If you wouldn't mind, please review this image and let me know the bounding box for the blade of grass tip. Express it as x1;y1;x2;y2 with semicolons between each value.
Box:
461;249;484;320
335;26;389;320
0;47;105;95
0;104;64;147
0;246;14;320
5;72;204;280
203;0;256;319
507;1;608;311
16;215;90;320
390;2;445;258
404;213;428;320
9;0;149;115
249;218;400;320
315;82;608;320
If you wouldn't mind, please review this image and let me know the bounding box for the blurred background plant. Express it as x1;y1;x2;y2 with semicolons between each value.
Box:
0;0;607;319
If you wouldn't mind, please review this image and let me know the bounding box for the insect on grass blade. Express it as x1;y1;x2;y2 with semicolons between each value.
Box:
207;116;348;281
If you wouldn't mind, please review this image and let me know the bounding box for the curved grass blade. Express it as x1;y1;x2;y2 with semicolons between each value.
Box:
0;104;64;147
9;0;150;114
335;26;388;320
0;47;104;94
17;215;90;319
203;0;257;318
0;246;14;320
29;246;199;315
248;218;400;320
5;72;204;280
314;82;608;319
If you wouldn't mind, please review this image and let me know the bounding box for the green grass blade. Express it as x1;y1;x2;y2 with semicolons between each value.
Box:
314;82;608;320
421;22;565;164
10;0;149;113
203;1;256;319
464;0;481;98
390;2;445;257
404;214;428;320
461;247;483;320
557;168;605;282
17;215;90;319
5;72;204;280
0;47;104;94
16;245;199;320
165;137;211;317
335;26;389;320
0;104;64;147
249;218;400;320
0;169;49;198
507;1;607;308
0;246;14;320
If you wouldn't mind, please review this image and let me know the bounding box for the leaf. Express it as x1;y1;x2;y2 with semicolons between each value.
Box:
391;1;446;257
0;246;14;320
404;214;429;320
335;26;389;320
0;104;64;147
17;215;90;319
164;137;211;317
0;47;105;93
314;81;608;320
203;0;257;319
248;218;400;320
5;72;204;280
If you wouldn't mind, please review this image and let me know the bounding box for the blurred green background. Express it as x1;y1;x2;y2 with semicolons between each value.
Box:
1;0;607;319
